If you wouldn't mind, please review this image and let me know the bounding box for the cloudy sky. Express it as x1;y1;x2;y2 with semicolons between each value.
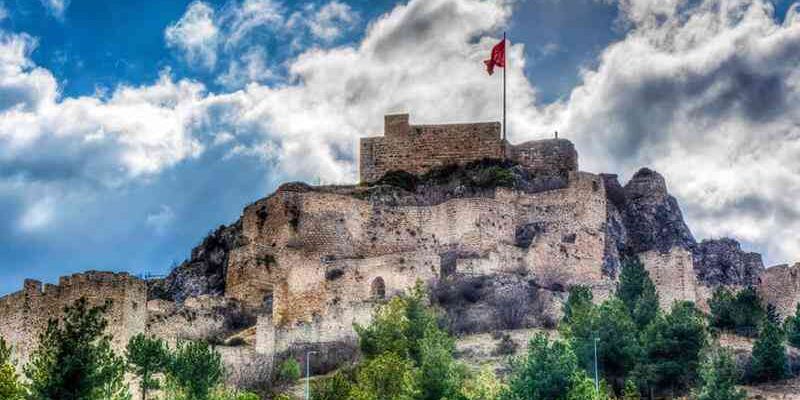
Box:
0;0;798;295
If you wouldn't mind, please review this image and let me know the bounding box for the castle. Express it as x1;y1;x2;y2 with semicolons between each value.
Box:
2;113;799;383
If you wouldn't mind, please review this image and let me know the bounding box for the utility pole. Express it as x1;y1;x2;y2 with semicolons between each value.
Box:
305;350;318;400
594;336;600;394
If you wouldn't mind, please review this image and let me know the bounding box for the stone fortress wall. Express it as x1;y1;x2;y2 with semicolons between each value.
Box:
359;114;578;182
1;113;798;383
0;271;147;367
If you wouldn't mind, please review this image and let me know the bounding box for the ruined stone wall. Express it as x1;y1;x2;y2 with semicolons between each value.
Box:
0;271;147;368
233;171;624;358
639;247;699;310
759;263;800;319
359;114;505;183
509;139;578;177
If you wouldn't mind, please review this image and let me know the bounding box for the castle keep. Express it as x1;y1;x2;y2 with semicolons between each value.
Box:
1;113;798;384
359;114;578;182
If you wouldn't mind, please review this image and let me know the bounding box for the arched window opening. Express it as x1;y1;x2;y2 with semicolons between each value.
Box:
371;277;386;300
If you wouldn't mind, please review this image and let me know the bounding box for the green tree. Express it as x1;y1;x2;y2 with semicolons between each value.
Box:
167;340;224;400
621;379;640;400
502;333;579;400
616;257;660;328
635;301;707;395
276;358;301;384
560;286;598;373
418;327;463;400
460;366;506;400
750;312;789;383
595;299;641;383
785;303;800;348
565;373;613;400
709;287;736;331
693;347;746;400
0;337;25;400
24;298;130;400
311;369;354;400
731;287;764;337
349;352;420;400
125;333;170;400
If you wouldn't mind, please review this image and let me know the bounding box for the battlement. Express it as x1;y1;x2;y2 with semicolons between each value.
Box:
0;270;147;369
359;114;578;182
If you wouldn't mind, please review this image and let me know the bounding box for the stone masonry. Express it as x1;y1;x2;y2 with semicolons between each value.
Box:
359;114;578;183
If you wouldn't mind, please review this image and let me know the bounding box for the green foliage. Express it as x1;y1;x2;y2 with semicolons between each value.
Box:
616;257;659;328
460;366;506;400
709;287;736;330
376;170;419;192
0;337;25;400
693;347;746;400
125;333;170;400
621;379;640;400
560;286;598;373
167;340;225;400
276;358;301;384
635;301;707;394
750;311;789;383
349;353;420;400
785;303;800;348
24;297;130;400
502;333;579;400
311;369;354;400
710;287;764;337
472;166;515;188
594;298;641;381
354;282;463;400
565;373;613;400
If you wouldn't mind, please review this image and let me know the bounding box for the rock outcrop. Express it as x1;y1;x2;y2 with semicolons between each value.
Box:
149;221;244;303
618;168;696;254
693;238;765;286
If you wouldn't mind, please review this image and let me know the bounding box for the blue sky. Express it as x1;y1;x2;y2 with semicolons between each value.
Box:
1;0;799;295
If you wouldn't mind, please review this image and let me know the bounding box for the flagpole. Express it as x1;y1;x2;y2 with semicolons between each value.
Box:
503;31;507;144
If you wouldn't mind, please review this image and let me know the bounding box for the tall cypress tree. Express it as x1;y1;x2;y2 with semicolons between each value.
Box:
25;297;130;400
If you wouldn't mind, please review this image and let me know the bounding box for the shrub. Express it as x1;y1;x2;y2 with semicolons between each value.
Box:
376;170;418;192
277;358;302;384
0;337;25;400
311;369;354;400
226;337;246;347
749;312;789;383
472;166;515;188
460;366;506;400
494;333;518;356
503;333;580;400
349;353;420;400
693;347;746;400
786;303;800;348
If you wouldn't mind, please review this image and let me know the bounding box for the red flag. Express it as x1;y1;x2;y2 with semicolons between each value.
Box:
484;39;505;75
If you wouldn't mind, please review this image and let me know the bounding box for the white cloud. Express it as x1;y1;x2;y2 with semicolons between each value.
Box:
215;47;275;88
40;0;69;20
0;3;8;21
308;1;359;42
165;1;220;69
3;0;800;268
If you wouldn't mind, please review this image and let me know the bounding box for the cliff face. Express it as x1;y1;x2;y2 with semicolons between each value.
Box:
693;238;765;286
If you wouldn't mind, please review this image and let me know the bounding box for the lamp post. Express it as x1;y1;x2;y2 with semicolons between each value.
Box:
594;336;600;394
305;350;318;400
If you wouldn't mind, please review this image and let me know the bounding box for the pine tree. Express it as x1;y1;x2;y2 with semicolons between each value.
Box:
693;347;746;400
635;301;707;395
560;286;598;373
616;257;660;328
126;333;170;400
502;333;579;400
167;340;224;400
750;311;789;383
621;379;640;400
24;298;130;400
785;303;800;348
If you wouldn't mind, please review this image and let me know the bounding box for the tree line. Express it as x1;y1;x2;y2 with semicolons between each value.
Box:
2;258;800;399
